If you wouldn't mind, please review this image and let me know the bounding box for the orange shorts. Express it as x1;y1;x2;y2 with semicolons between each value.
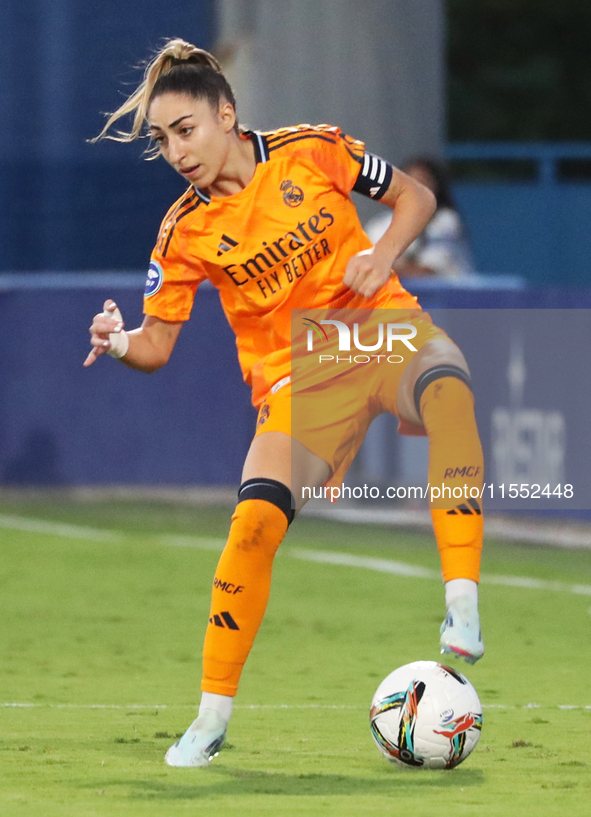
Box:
255;309;447;486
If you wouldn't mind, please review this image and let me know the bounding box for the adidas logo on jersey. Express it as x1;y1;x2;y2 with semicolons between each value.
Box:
209;611;240;630
217;234;239;256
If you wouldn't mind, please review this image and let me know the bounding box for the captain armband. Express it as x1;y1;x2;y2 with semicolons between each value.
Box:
352;152;394;200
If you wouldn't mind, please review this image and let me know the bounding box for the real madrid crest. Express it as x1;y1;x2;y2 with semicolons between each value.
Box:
280;179;304;207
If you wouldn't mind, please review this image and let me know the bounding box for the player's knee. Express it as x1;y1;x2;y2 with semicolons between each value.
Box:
236;478;295;526
414;365;473;420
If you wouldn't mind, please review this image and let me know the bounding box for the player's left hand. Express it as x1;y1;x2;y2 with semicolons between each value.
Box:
343;248;394;298
83;300;126;367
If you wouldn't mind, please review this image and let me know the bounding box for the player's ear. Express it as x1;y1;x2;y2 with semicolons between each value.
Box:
218;100;237;133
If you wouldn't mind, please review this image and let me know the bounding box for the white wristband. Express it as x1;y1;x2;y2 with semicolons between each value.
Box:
103;306;130;359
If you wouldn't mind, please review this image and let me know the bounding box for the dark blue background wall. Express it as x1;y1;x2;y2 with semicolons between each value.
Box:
0;278;256;486
0;1;214;271
2;277;591;495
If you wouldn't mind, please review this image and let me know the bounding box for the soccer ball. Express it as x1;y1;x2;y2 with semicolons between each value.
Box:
370;660;482;770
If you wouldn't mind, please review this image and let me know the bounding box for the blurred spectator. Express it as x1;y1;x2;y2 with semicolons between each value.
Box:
365;156;475;279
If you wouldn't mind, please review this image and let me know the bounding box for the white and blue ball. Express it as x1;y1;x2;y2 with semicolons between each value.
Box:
370;660;482;770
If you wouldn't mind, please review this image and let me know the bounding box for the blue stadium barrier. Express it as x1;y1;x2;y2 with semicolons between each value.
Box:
1;274;591;505
447;142;591;287
0;275;256;487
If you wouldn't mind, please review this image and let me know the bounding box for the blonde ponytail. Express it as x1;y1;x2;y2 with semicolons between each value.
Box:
92;38;229;144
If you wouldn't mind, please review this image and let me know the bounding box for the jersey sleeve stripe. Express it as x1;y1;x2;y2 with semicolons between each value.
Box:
168;191;197;222
162;199;203;258
156;190;199;254
267;132;338;152
167;190;199;222
265;125;334;144
175;188;198;209
342;142;364;165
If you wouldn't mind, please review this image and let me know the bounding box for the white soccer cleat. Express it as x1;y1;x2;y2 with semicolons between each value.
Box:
165;709;228;767
440;595;484;665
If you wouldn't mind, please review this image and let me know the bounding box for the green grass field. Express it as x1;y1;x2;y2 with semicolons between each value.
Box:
1;495;590;817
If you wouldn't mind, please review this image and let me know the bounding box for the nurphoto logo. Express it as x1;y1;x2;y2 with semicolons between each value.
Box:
302;317;418;363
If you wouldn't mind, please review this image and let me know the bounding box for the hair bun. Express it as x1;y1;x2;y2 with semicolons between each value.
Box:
162;38;222;74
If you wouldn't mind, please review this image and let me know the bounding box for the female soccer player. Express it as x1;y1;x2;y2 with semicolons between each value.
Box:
85;38;484;767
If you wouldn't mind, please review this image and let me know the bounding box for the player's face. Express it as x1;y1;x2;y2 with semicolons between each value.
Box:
148;93;236;188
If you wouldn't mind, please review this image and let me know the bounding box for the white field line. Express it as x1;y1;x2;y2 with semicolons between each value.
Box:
286;549;591;596
2;514;591;597
287;548;437;579
303;506;591;549
159;534;225;551
0;513;123;542
1;702;590;711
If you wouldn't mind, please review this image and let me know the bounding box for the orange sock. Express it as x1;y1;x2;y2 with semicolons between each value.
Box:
201;498;288;696
420;376;484;583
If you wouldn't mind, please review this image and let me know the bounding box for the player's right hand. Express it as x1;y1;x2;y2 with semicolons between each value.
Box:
83;300;125;367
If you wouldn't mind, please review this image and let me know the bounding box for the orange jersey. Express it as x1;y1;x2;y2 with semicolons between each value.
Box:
143;124;419;406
